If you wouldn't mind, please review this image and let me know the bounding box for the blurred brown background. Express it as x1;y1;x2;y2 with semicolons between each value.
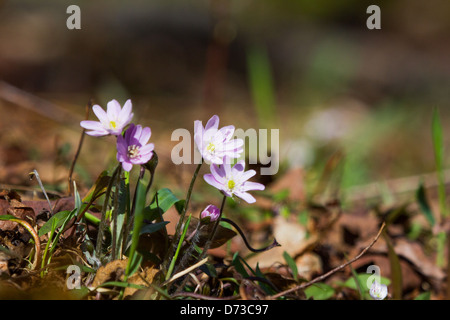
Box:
0;0;449;197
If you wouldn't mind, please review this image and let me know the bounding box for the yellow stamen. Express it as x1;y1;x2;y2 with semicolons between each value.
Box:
127;145;139;159
207;142;216;153
228;180;235;190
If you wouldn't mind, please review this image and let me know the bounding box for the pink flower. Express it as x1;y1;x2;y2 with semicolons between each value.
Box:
80;99;134;136
194;115;243;164
200;204;221;222
203;157;265;204
116;124;154;172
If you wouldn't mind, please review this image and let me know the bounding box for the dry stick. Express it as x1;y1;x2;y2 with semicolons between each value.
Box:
269;222;386;300
68;101;91;195
0;80;82;125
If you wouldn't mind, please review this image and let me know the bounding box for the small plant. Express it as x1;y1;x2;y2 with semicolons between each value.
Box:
38;99;276;299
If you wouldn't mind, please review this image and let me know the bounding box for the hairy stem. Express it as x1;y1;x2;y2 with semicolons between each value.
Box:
162;162;202;272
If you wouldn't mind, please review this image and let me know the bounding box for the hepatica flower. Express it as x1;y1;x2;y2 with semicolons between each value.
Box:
200;204;220;222
80;99;134;136
369;280;388;300
194;115;244;164
116;124;154;172
204;157;265;204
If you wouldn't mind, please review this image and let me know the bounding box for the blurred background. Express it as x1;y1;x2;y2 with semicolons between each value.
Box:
0;0;449;203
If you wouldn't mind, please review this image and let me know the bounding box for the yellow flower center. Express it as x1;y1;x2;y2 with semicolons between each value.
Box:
207;142;216;153
227;180;235;190
110;121;117;129
127;145;140;159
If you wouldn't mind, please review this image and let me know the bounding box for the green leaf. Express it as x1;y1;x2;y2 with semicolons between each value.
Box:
140;221;170;235
150;188;180;212
143;150;158;175
38;210;76;236
414;291;431;300
343;273;390;290
73;181;82;215
82;171;111;203
283;251;298;282
416;182;435;227
143;188;183;222
304;283;335;300
189;218;237;249
0;215;17;221
125;180;147;277
232;252;250;278
200;263;218;278
384;232;403;299
255;263;276;295
97;281;146;290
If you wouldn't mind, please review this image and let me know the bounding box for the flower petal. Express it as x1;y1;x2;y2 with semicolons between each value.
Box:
116;136;128;155
222;157;233;178
232;160;245;175
218;125;235;141
119;99;133;121
121;161;133;172
211;164;227;183
205;115;219;131
107;99;121;119
92;105;109;125
204;174;225;191
85;130;110;137
234;191;256;204
139;126;152;145
80;120;105;131
242;181;265;192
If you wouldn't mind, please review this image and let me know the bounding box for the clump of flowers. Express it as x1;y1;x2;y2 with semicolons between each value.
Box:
77;103;275;299
81;99;153;172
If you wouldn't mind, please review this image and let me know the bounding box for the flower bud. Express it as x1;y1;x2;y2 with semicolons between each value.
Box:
200;204;220;222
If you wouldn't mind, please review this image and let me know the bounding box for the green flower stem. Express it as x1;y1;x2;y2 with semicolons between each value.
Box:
198;195;227;261
162;162;202;272
111;166;123;261
165;214;192;282
95;164;121;260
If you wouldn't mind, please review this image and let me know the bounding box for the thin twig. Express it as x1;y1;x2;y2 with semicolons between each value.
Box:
68;101;91;195
164;258;208;286
269;222;386;300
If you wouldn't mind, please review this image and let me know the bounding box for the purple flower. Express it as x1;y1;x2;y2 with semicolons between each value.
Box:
116;124;154;172
80;99;134;136
194;115;243;164
203;157;265;204
200;204;221;222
